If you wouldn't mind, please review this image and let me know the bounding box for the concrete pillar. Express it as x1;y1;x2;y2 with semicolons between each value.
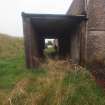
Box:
22;13;40;68
70;28;80;64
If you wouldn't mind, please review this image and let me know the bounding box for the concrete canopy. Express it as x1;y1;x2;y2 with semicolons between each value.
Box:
22;13;86;37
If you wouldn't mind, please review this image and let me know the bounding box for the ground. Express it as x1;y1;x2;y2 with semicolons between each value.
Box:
0;34;105;105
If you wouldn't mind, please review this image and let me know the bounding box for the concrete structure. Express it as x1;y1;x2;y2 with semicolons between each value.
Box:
22;0;105;68
67;0;105;66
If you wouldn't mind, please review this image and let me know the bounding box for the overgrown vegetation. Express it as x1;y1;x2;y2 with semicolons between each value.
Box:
0;34;105;105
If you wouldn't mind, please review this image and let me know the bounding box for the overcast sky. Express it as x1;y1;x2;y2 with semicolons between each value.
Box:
0;0;73;37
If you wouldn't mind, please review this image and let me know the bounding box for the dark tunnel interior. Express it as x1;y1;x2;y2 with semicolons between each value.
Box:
34;32;72;58
30;14;84;59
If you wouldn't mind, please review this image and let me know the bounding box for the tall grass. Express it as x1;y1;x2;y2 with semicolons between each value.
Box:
0;34;105;105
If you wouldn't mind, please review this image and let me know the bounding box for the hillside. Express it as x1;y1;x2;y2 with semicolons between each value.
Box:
0;34;105;105
0;33;24;59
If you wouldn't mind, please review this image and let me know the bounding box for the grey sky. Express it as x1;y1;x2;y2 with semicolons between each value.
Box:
0;0;73;37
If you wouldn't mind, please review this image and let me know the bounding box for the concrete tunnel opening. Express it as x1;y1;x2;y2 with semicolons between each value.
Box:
22;13;86;68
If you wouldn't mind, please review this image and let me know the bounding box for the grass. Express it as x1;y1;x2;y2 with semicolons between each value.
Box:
44;47;57;58
44;47;56;54
0;34;105;105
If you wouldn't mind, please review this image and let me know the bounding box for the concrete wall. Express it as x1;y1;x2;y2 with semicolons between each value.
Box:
67;0;86;15
68;0;105;67
87;0;105;64
67;0;87;65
